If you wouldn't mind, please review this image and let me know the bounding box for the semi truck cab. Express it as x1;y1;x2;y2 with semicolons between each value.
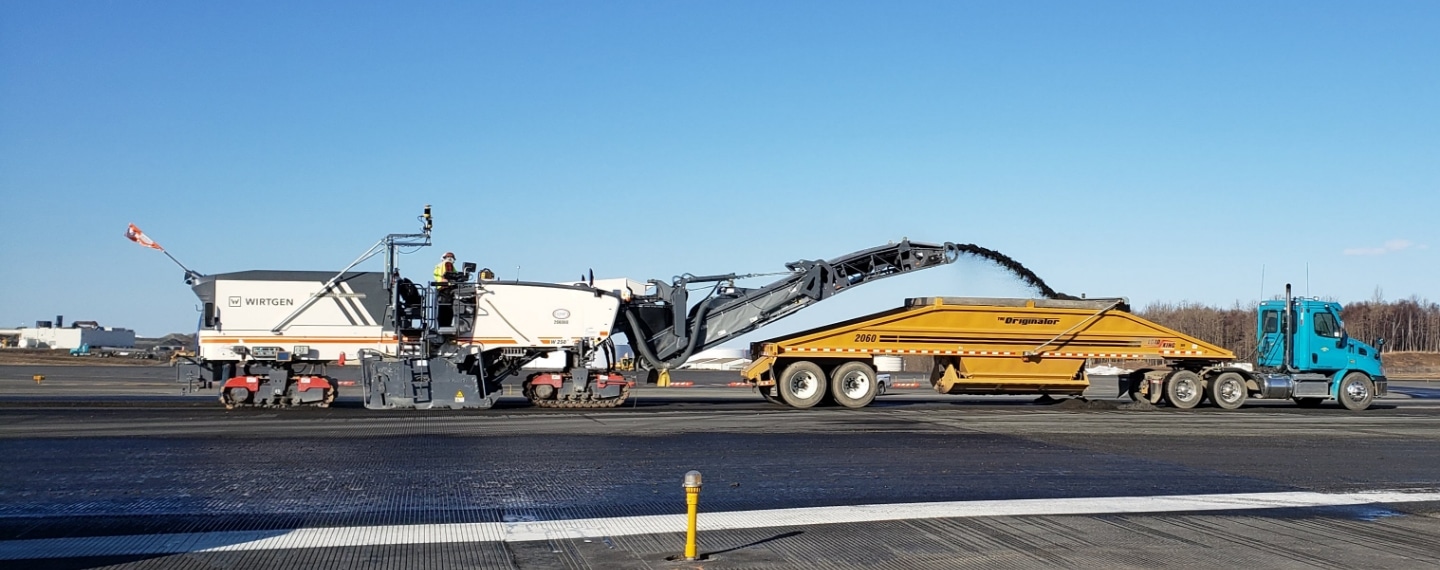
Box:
1255;297;1387;407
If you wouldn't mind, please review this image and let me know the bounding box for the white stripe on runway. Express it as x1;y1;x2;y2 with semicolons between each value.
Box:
3;489;1439;560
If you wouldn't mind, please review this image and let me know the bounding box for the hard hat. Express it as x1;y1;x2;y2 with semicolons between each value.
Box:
443;252;455;259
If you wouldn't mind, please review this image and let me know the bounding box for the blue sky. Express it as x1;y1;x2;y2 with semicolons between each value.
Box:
1;1;1436;338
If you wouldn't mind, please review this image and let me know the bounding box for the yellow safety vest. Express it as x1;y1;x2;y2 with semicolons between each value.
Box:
434;261;454;282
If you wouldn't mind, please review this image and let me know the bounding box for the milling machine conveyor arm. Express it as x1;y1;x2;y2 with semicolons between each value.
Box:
620;240;961;370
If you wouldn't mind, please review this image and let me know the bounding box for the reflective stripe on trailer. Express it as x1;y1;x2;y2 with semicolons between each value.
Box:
784;347;1010;356
1048;352;1147;359
785;347;962;355
782;347;1148;358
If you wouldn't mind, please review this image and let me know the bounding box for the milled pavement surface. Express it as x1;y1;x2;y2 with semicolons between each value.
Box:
1;365;1439;568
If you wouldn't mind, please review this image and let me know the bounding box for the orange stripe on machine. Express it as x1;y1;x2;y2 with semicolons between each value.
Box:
200;337;394;344
461;338;519;344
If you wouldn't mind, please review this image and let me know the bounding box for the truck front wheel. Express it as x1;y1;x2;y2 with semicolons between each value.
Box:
1338;372;1375;411
1164;370;1204;409
779;361;827;409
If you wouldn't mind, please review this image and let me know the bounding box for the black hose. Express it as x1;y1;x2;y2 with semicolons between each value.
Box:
670;299;714;366
624;298;715;370
624;309;668;370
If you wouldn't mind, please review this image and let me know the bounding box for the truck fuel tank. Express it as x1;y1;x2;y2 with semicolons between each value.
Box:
1258;374;1294;399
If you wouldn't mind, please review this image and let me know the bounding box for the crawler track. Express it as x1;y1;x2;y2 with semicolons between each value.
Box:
527;383;632;409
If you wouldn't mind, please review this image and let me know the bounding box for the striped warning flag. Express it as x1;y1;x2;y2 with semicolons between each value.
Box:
125;223;164;251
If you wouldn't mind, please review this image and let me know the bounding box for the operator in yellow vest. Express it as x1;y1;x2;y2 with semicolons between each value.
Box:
434;252;457;283
434;252;458;326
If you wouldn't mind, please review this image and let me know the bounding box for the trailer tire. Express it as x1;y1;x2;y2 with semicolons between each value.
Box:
830;361;879;409
1207;372;1248;410
778;361;827;409
1338;372;1375;411
1163;370;1203;409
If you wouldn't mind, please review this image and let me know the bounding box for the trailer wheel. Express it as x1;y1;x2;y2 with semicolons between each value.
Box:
778;361;827;408
1338;372;1375;411
1163;370;1203;409
830;361;878;409
1207;372;1248;410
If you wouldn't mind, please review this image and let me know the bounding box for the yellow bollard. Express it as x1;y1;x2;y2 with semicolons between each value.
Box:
33;374;44;384
683;470;702;560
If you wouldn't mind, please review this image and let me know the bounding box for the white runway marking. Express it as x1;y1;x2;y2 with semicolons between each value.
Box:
2;489;1439;560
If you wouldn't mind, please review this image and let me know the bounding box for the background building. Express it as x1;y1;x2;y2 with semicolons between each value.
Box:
0;317;136;350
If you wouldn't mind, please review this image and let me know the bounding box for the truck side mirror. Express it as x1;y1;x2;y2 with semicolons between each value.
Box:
203;302;217;328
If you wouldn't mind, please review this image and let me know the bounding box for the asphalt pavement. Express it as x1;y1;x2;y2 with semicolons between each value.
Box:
1;365;1439;568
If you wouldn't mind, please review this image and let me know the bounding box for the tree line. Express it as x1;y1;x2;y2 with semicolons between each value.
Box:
1136;296;1440;357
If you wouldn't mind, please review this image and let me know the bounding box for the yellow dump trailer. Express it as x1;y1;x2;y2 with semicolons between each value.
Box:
741;297;1237;409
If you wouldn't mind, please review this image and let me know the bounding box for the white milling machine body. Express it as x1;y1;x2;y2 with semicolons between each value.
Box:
190;270;388;408
187;207;963;410
364;276;641;410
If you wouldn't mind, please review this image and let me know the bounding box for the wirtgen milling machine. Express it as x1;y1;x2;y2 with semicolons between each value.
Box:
187;207;964;410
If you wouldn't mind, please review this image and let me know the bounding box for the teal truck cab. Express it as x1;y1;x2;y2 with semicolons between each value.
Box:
1255;285;1387;410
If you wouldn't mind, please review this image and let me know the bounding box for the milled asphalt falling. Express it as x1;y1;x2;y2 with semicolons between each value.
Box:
1;366;1439;568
